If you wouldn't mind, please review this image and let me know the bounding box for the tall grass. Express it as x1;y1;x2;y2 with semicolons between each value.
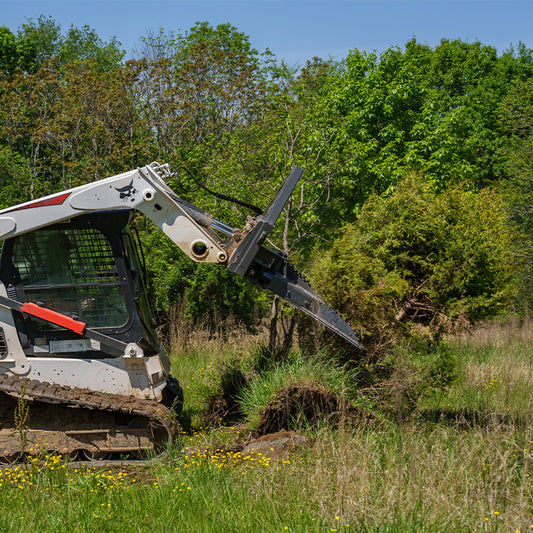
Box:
1;318;532;532
2;422;531;532
421;316;533;424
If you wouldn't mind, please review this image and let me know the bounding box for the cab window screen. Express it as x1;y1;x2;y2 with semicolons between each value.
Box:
12;228;128;328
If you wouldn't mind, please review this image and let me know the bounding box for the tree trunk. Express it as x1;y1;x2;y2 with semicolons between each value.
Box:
268;296;279;353
280;308;296;358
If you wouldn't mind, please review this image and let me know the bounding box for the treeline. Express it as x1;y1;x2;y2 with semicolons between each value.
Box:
1;16;532;354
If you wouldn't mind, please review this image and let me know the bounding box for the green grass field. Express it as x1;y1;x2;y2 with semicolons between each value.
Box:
1;319;532;532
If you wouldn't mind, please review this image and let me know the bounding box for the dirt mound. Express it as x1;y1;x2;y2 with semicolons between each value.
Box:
204;395;243;425
241;430;308;457
253;383;366;436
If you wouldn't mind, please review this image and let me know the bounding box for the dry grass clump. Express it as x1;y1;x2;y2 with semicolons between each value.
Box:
246;422;533;531
162;304;269;355
440;316;533;423
454;314;533;350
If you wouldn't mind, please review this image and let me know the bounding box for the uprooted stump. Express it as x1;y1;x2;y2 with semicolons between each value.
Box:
253;383;368;436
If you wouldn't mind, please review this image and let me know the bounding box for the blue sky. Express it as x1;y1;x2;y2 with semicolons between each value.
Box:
2;0;532;65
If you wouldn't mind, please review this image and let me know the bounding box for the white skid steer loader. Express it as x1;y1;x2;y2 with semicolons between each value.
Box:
0;162;359;460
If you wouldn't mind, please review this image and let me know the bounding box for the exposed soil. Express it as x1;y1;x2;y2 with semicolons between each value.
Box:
240;429;309;457
205;381;370;437
204;395;244;426
203;368;248;426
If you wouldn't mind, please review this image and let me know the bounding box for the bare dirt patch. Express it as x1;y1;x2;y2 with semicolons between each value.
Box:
240;429;309;457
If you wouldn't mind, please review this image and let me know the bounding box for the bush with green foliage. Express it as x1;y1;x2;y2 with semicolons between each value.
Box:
310;176;518;354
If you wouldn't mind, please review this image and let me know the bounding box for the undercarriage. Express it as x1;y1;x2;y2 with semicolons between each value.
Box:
0;373;178;462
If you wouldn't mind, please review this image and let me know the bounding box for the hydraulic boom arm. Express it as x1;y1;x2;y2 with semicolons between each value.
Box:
0;163;360;348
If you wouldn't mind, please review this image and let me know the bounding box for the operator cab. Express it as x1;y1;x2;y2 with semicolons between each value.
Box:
0;210;159;358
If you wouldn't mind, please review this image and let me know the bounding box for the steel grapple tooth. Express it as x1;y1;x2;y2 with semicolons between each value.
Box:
276;263;361;349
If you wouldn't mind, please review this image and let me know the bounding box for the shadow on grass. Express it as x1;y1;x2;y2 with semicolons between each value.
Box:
418;407;532;429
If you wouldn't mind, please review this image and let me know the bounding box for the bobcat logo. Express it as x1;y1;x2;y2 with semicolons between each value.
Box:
115;180;136;201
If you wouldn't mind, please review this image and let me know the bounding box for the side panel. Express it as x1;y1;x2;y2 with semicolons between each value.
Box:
0;355;167;401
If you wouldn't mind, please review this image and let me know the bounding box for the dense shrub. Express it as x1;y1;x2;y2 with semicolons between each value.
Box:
310;176;518;355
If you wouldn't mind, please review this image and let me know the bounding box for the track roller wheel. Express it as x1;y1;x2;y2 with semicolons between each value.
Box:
0;453;22;464
82;449;108;461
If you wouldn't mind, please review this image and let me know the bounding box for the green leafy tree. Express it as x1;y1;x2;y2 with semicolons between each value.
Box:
204;57;344;247
132;21;271;164
0;26;37;74
44;61;143;183
202;57;347;354
132;22;275;330
16;15;61;69
498;78;533;300
326;39;533;219
0;60;142;193
0;147;33;208
58;25;124;72
0;17;130;196
499;78;533;230
0;61;62;197
16;15;124;72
